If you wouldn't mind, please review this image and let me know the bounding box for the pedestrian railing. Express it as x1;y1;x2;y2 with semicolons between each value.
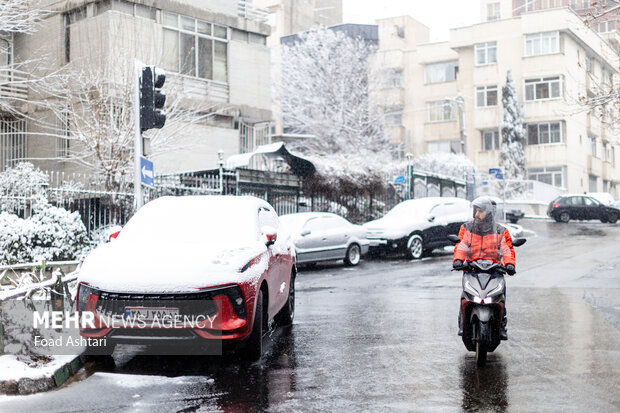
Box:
0;260;80;355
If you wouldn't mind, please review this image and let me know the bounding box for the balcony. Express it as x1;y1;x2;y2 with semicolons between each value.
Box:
237;1;269;24
0;68;29;101
167;73;228;103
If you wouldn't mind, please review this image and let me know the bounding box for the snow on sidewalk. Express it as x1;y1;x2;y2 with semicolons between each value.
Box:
0;354;82;395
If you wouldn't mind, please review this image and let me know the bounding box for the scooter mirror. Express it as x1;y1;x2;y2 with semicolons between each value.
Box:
512;237;526;247
447;234;461;244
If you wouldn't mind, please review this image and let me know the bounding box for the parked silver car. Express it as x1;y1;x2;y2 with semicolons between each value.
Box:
279;212;369;266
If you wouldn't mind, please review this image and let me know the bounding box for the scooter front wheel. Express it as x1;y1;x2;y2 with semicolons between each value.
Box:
475;341;487;367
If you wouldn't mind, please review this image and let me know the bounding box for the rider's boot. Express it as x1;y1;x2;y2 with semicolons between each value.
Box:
458;309;463;336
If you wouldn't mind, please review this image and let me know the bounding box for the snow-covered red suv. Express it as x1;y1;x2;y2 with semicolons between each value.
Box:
76;196;296;361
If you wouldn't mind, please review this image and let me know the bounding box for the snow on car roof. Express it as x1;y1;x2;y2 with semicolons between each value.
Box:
117;195;272;246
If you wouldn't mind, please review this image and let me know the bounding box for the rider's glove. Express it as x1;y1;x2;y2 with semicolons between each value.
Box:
506;264;515;275
453;260;464;270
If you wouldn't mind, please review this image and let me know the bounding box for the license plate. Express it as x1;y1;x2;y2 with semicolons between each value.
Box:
124;307;179;321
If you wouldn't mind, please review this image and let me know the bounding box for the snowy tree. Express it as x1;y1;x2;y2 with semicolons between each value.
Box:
577;0;620;127
500;70;526;183
0;1;65;118
40;46;228;200
277;27;390;158
412;152;477;180
0;163;90;265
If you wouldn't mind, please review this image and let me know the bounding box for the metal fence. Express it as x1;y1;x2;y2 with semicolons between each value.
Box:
1;167;472;235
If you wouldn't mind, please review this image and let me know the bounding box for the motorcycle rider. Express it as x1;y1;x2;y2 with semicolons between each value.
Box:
452;196;516;340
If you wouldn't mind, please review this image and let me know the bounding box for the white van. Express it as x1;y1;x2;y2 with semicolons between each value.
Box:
587;192;615;206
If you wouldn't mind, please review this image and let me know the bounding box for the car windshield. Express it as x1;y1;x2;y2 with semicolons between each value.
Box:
117;198;258;246
279;214;313;234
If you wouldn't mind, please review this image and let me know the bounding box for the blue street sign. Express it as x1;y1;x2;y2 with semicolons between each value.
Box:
495;173;504;180
489;168;502;175
394;175;405;184
140;156;154;188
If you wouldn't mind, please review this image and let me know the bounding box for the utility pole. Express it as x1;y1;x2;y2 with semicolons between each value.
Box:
133;60;143;210
455;94;467;156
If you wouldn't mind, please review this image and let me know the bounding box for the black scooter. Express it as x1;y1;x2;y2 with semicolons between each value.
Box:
448;234;526;367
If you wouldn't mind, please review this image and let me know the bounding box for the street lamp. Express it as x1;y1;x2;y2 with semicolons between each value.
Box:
444;95;467;156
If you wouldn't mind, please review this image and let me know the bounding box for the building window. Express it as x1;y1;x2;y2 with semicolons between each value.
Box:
385;106;403;126
481;130;500;151
527;121;563;145
475;41;497;65
589;174;598;192
64;6;87;63
162;12;228;83
525;31;559;56
425;60;458;84
598;20;617;33
383;68;403;88
524;76;562;101
589;135;597;157
528;166;564;187
56;111;70;158
427;140;461;154
0;119;27;171
487;3;500;21
427;101;454;122
602;142;609;162
476;85;498;107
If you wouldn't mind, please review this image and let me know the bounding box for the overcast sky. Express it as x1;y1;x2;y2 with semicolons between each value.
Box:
342;0;481;42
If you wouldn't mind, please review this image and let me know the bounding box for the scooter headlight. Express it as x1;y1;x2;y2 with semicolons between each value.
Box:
473;296;482;304
483;296;493;304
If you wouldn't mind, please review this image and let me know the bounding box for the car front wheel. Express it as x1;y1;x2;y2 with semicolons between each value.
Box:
240;290;264;362
344;243;361;266
406;234;424;260
275;272;295;326
608;213;618;224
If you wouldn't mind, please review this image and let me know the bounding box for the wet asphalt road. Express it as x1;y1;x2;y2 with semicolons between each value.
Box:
1;218;619;412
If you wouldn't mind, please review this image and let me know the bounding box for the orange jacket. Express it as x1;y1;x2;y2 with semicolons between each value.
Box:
453;221;515;266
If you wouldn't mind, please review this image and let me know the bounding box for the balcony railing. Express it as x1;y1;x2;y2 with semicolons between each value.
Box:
166;73;229;103
237;0;269;24
0;68;29;100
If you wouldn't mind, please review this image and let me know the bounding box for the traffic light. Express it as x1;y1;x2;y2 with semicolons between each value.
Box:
139;65;166;132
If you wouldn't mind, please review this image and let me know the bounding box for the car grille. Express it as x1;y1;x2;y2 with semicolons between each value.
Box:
96;289;220;319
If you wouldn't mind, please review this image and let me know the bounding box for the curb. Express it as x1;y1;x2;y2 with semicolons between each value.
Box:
0;355;85;396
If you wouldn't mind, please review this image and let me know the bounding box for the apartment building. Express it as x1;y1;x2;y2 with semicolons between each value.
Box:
376;7;619;196
2;0;273;175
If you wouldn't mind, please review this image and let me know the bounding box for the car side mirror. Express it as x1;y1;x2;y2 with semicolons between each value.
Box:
447;234;461;244
300;229;311;237
261;225;277;246
427;214;435;222
106;225;122;242
512;238;526;247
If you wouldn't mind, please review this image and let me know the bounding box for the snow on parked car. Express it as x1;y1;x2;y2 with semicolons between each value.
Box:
76;196;296;361
280;212;369;267
363;197;471;259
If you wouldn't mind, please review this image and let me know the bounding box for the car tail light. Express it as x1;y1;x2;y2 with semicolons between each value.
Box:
553;203;560;208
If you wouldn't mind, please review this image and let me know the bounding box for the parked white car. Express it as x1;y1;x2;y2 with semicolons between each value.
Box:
363;197;472;259
587;192;615;206
279;212;369;266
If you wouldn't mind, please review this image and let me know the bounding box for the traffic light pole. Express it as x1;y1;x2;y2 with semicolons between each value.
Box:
134;59;144;210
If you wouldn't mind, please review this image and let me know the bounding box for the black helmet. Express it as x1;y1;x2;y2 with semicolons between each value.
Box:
471;196;496;220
